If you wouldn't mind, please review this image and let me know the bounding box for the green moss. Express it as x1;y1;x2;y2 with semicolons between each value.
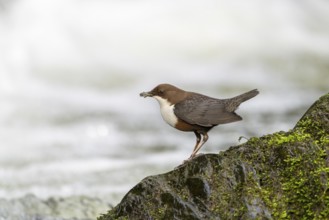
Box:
281;149;328;219
267;130;311;146
99;93;329;220
218;93;329;219
241;98;329;219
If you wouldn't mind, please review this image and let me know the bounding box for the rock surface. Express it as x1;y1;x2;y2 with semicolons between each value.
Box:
98;93;329;220
0;194;112;220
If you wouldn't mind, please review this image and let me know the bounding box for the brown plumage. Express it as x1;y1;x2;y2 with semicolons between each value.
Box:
140;84;259;161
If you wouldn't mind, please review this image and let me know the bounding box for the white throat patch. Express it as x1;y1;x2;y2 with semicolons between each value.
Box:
153;96;178;127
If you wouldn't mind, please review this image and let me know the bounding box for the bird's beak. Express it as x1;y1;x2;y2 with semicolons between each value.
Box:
140;91;154;98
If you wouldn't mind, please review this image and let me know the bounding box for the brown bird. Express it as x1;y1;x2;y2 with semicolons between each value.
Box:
140;84;259;161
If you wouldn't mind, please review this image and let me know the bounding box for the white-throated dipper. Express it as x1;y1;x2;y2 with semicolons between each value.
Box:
140;84;259;161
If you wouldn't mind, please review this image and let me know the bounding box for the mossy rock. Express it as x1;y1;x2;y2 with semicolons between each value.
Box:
99;93;329;220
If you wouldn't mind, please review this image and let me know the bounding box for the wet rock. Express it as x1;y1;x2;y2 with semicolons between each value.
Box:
98;93;329;220
186;177;210;199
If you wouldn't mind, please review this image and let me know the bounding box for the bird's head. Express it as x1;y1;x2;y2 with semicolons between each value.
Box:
140;83;187;105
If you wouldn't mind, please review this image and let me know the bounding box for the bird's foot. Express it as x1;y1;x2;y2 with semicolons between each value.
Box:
174;158;192;169
191;153;204;159
174;153;204;169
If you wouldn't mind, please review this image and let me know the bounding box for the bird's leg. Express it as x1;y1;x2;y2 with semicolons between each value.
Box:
188;132;209;160
182;132;202;165
192;131;201;152
177;132;209;169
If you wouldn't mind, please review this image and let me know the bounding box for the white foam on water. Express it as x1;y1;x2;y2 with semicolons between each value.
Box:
0;0;328;204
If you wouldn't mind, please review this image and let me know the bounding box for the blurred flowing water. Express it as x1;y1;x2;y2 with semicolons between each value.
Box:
0;0;328;206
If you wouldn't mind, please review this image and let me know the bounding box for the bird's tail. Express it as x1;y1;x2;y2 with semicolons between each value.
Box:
224;89;259;112
234;89;259;103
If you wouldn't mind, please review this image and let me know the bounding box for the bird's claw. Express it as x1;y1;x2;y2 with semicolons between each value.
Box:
174;153;204;169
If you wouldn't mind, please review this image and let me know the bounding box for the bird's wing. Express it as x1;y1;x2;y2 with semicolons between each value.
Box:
174;93;242;127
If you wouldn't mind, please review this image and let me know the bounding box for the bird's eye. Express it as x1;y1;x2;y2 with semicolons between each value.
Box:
158;89;164;94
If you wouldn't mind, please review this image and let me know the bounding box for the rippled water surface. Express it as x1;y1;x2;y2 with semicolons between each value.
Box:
0;0;328;205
